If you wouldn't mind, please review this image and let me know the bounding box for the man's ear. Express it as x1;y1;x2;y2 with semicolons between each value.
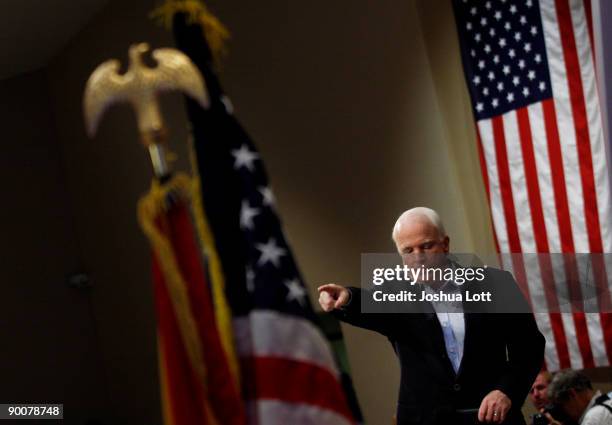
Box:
442;236;450;253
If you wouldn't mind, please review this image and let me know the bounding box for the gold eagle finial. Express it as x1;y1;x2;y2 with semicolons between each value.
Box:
83;43;209;176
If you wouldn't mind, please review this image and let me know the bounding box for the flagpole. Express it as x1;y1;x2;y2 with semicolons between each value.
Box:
82;42;248;425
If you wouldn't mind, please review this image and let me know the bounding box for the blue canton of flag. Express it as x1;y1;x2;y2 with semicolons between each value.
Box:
232;143;314;316
454;0;553;120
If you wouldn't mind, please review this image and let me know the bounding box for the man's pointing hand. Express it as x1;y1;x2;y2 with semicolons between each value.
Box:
317;284;350;312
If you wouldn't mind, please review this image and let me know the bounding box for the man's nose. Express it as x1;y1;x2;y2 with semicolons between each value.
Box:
414;251;428;263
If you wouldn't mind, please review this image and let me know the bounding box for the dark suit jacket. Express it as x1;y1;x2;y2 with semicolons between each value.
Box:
331;267;545;425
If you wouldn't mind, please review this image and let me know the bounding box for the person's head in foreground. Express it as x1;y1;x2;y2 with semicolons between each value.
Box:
530;371;553;411
547;369;612;424
391;207;449;271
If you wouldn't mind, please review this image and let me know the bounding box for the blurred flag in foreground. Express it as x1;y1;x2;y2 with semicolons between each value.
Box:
147;0;362;422
138;175;246;425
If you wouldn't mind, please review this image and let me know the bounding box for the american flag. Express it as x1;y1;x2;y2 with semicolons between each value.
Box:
453;0;612;370
171;11;359;425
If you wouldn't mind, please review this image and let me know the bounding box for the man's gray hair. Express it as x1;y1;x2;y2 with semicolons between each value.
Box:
392;207;447;240
547;369;593;403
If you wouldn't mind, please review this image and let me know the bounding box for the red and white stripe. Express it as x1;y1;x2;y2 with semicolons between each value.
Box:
234;310;355;424
475;0;612;370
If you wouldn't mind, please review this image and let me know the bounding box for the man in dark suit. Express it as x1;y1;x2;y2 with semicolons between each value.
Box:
318;207;545;425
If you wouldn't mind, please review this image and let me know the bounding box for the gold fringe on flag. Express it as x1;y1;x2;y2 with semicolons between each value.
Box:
150;0;230;68
138;174;219;425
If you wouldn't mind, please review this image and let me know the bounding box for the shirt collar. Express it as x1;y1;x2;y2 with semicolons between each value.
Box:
579;390;602;424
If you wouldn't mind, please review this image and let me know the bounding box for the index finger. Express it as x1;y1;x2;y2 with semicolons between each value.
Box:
544;412;560;425
478;399;488;423
317;284;336;292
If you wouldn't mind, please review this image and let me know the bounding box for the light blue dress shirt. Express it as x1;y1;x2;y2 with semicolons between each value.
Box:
425;280;465;374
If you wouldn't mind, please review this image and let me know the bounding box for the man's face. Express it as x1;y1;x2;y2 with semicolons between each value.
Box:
394;218;449;270
529;372;550;410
